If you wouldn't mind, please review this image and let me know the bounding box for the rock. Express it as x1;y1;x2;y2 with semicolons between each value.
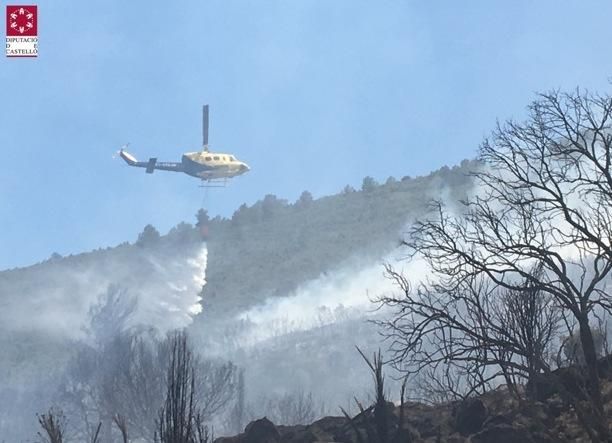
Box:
276;424;307;442
481;414;512;429
454;398;487;436
287;426;333;443
596;353;612;378
310;415;349;436
545;395;564;418
401;401;451;439
446;434;468;443
527;367;587;403
530;431;561;443
391;426;420;443
243;417;281;443
405;410;436;438
469;424;534;443
526;373;558;402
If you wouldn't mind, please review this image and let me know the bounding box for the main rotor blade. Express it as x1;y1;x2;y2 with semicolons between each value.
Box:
203;104;209;148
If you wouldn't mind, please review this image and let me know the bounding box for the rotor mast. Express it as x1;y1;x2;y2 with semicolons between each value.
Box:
202;104;209;152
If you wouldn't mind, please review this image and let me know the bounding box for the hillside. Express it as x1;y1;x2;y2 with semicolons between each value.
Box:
0;159;479;439
0;159;478;329
199;160;477;322
0;158;479;381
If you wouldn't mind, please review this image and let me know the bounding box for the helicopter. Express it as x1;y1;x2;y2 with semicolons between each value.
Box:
118;105;250;186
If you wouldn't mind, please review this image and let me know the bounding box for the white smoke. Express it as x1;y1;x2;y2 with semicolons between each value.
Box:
234;252;428;347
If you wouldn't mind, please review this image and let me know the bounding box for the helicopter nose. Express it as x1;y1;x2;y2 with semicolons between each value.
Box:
241;163;250;172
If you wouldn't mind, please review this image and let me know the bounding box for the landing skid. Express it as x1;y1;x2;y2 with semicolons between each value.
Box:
199;178;228;188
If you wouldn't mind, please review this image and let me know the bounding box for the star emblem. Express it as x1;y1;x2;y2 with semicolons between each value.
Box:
8;7;35;34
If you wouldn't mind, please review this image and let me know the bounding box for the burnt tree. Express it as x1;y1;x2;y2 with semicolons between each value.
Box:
380;89;612;442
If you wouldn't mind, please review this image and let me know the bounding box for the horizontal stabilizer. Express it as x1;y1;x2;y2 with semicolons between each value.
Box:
146;158;157;174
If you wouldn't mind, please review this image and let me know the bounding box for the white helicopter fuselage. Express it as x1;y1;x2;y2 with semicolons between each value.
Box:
182;150;250;180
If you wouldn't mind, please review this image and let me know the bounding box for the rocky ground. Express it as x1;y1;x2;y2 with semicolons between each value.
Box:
216;367;612;443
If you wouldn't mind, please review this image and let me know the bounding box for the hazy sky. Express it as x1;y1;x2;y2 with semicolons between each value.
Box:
1;1;612;270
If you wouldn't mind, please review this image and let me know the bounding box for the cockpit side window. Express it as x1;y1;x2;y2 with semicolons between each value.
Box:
205;156;212;161
230;156;236;161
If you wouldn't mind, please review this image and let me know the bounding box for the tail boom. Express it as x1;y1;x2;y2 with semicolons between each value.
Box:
119;149;184;174
119;149;140;166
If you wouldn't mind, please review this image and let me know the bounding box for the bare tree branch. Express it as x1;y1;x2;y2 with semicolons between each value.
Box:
378;88;612;442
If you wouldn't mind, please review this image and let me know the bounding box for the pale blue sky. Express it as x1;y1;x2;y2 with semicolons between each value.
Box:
1;1;612;270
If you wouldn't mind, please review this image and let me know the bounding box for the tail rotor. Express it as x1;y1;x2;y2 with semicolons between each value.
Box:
113;143;130;159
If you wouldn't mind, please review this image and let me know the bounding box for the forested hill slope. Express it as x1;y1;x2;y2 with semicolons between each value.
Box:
199;159;479;321
0;159;479;329
0;159;479;427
